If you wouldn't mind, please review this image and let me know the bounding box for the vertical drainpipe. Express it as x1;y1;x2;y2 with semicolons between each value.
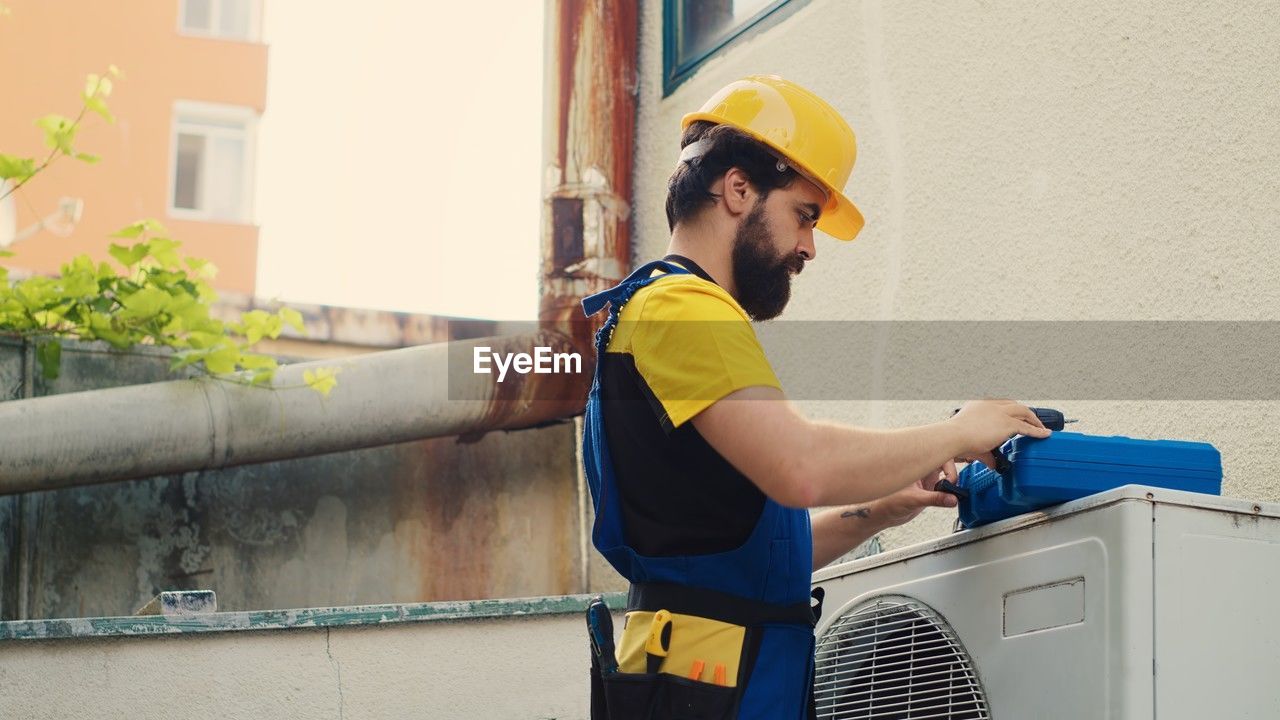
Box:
540;0;639;593
540;0;638;345
464;0;637;440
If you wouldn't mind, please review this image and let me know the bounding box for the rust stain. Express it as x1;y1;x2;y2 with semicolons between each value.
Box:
461;330;592;441
392;426;581;602
394;436;496;602
555;0;586;180
602;0;639;231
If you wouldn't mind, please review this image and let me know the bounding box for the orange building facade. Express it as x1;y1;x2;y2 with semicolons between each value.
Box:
0;0;266;295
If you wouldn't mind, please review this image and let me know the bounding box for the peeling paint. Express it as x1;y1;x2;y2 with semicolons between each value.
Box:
0;593;627;643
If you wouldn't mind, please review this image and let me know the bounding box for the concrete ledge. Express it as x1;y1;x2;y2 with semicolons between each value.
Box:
0;592;627;643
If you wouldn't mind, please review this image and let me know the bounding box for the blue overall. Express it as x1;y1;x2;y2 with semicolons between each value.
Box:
581;260;817;720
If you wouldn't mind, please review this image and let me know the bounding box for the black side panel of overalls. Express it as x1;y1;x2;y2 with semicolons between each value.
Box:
728;624;767;719
591;661;609;720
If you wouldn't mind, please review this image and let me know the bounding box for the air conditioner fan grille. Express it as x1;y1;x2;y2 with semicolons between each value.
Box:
814;595;990;719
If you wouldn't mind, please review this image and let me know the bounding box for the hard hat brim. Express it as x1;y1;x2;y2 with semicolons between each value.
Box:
817;191;864;242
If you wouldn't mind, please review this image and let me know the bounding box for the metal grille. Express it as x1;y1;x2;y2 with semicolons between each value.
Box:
814;595;990;720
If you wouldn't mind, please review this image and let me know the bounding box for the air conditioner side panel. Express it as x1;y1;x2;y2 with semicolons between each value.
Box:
1154;504;1280;719
815;500;1154;719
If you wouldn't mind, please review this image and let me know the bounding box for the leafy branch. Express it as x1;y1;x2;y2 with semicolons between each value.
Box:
0;66;119;202
0;218;331;390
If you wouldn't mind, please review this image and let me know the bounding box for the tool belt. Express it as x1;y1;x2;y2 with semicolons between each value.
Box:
589;583;824;720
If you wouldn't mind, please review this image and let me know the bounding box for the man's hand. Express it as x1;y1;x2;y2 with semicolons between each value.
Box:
865;468;958;529
948;399;1051;469
811;467;958;569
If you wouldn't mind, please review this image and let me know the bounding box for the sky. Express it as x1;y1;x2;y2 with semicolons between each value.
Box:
254;2;544;320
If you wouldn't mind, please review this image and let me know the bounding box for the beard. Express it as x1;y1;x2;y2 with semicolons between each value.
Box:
731;201;804;321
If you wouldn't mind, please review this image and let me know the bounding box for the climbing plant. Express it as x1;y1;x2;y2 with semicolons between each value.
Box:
0;30;337;394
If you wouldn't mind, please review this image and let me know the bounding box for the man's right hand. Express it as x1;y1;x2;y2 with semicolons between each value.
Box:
947;399;1052;469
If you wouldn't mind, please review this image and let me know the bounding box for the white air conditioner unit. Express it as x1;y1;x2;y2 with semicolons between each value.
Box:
811;485;1280;719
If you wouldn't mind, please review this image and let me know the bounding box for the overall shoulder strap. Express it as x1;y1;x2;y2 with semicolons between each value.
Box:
581;260;691;317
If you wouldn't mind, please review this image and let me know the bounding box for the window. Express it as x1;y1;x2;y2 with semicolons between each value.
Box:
179;0;261;42
169;102;257;223
663;0;808;96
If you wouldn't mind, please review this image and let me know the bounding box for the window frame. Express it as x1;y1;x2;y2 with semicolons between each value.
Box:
177;0;263;43
662;0;810;97
167;100;259;225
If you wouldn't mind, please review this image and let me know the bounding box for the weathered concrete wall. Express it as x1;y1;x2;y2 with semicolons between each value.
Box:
0;337;584;620
631;1;1280;550
0;596;619;720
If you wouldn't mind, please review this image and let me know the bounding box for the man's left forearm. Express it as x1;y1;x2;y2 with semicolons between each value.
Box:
811;504;890;571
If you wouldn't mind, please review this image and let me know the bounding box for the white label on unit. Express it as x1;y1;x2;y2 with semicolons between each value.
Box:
1003;576;1086;637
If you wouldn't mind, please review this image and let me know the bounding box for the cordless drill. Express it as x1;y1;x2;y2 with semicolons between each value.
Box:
934;407;1076;499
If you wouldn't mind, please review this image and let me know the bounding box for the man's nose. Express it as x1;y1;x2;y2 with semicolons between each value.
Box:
797;232;817;262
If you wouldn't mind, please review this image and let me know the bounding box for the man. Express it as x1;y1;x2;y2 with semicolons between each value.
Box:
581;76;1049;720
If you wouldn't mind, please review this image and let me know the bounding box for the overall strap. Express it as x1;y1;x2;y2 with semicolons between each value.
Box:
628;582;820;628
580;260;692;318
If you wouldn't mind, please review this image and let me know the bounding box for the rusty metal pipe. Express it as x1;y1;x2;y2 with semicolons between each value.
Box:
0;332;586;495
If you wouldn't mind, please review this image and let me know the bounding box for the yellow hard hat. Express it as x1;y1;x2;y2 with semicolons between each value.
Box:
682;75;864;241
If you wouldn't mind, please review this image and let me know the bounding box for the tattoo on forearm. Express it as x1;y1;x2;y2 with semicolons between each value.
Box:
841;508;871;519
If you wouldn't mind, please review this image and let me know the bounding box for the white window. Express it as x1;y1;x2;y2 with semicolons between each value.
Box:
179;0;261;42
169;102;257;223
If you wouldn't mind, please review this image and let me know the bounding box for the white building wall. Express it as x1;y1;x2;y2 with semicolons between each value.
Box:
0;612;603;720
631;0;1280;549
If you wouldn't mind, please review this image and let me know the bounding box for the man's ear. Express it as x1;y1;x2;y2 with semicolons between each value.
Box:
721;167;756;218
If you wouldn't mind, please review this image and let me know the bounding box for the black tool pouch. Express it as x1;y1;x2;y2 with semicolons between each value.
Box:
596;669;738;720
589;583;824;720
590;660;610;719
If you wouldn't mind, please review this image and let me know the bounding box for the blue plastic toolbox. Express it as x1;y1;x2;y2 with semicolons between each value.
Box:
956;453;1034;529
957;432;1222;528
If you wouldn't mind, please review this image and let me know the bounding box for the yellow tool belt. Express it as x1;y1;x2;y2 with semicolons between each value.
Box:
619;610;747;686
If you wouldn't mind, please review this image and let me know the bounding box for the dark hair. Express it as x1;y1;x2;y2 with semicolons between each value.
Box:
664;121;799;231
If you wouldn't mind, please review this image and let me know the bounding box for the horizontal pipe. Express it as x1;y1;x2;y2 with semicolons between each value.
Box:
0;330;589;495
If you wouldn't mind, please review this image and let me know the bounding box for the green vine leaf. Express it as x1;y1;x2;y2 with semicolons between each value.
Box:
146;237;183;269
117;286;171;320
35;114;78;155
108;242;149;268
202;345;240;375
279;307;305;332
110;219;166;240
0;153;37;182
35;340;62;380
303;367;340;397
183;257;218;280
83;73;113;99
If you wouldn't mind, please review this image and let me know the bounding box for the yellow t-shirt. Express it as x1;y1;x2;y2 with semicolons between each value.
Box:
606;264;782;428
